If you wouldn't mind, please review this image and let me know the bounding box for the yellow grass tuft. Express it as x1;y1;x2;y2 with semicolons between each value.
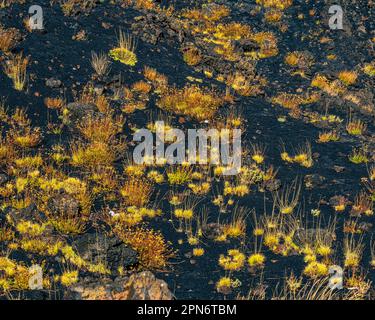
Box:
158;85;223;121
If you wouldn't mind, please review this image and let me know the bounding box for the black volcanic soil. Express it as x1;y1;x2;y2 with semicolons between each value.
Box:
0;0;374;299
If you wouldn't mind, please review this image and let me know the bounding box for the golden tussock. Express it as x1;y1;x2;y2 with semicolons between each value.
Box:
158;85;223;121
3;53;28;91
77;114;124;143
44;97;65;110
116;226;174;269
120;176;154;207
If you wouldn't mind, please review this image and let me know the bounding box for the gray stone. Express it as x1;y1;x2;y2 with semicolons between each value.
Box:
45;78;62;88
72;233;138;275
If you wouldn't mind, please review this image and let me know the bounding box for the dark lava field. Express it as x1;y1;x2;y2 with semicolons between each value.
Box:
0;0;374;300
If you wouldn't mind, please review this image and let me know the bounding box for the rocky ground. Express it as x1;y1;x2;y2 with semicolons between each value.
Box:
0;0;374;300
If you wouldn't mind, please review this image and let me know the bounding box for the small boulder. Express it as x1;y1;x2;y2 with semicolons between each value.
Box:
0;173;9;186
262;178;281;192
358;222;372;232
72;233;138;275
235;39;261;53
6;204;48;225
64;102;99;125
47;193;81;217
202;223;223;240
304;174;326;189
118;271;173;300
45;78;62;88
66;271;173;300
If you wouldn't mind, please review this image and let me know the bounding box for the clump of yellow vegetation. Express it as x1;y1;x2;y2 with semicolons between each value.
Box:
182;5;278;62
182;45;202;66
247;32;279;59
349;148;369;164
274;179;301;215
132;80;152;94
7;108;42;148
44;97;65;110
303;261;329;278
174;208;194;220
351;191;373;217
338;70;358;86
272;92;318;116
318;130;340;143
115;226;173;269
224;181;249;197
285;51;314;69
120;176;154;207
109;30;137;66
227;72;267;97
311;74;347;96
363;62;375;77
3;53;28;91
181;5;230;22
71;141;121;168
248;253;266;268
264;9;284;23
143;66;169;93
134;0;157;11
280;141;314;168
256;0;293;10
158;85;223;121
222;207;248;239
0;257;30;291
346;118;366;136
214;22;252;41
193;248;205;257
272;93;304;110
216;277;233;294
109;206;162;228
344;237;363;269
59;270;79;287
219;249;246;271
77;114;124;143
70;113;126;168
167;166;193;185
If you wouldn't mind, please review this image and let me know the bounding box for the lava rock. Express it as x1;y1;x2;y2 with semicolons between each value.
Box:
358;222;372;232
235;39;261;53
45;78;62;88
131;11;183;45
333;166;345;173
47;193;81;217
64;102;99;125
202;223;223;240
61;0;98;16
121;271;173;300
304;174;326;189
72;233;138;275
0;210;7;226
0;173;9;186
6;204;48;225
65;271;173;300
263;178;281;192
329;195;347;207
93;83;104;95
